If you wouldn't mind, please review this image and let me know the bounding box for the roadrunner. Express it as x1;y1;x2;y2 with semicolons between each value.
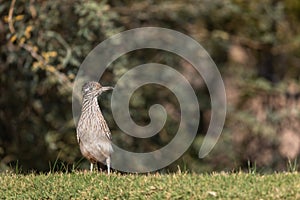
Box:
76;81;113;174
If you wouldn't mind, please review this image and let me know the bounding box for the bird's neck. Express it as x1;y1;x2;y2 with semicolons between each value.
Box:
81;96;102;115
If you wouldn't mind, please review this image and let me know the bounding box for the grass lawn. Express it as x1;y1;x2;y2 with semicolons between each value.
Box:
0;171;299;199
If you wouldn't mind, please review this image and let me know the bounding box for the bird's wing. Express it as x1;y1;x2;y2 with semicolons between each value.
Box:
99;119;112;140
76;128;82;143
77;134;80;143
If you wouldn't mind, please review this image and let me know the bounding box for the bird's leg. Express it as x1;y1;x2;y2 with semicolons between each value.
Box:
106;157;111;175
90;163;93;172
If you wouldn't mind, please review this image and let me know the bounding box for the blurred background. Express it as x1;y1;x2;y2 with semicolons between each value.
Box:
1;0;300;173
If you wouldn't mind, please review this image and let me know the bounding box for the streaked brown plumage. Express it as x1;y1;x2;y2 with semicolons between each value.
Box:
76;81;113;174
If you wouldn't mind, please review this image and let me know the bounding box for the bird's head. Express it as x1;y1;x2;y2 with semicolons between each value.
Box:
82;81;113;98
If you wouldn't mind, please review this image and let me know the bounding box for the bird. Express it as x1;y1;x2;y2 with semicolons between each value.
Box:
76;81;113;174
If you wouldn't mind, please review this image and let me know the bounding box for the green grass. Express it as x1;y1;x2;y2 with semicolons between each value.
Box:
0;171;299;199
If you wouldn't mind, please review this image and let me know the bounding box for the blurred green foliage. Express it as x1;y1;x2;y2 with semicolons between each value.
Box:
1;0;300;172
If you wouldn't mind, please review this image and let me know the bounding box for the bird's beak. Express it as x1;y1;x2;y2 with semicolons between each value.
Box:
101;86;114;92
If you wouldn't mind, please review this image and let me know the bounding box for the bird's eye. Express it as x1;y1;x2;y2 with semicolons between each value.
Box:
83;87;91;93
